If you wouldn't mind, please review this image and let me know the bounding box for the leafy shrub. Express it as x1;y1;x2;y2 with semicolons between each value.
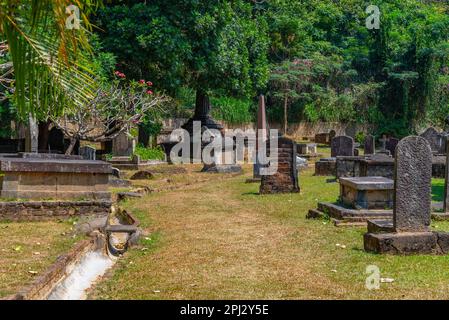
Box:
355;132;365;144
134;145;165;161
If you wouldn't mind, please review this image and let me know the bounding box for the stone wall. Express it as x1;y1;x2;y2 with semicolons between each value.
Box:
0;200;112;221
158;118;375;141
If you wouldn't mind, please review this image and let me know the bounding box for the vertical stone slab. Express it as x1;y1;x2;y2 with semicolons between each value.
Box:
112;132;135;157
420;127;443;153
394;136;432;232
364;135;375;155
331;136;354;157
386;138;399;157
79;146;96;160
444;137;449;213
254;94;267;178
25;115;38;153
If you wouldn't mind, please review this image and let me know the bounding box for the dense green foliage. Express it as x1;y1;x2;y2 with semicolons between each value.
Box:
90;0;449;136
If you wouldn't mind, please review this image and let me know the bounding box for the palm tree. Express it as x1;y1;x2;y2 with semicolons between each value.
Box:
0;0;100;119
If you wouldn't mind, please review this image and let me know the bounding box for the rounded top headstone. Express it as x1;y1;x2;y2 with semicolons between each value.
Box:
394;136;432;232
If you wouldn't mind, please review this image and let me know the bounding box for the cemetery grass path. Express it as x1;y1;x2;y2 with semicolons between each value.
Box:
91;166;449;300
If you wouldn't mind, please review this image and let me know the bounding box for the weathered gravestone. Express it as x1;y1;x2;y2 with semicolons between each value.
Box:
364;135;375;155
386;138;399;157
254;94;268;179
79;146;96;161
420;127;443;154
112;132;136;157
260;137;299;194
331;136;354;157
364;136;449;254
444;137;449;213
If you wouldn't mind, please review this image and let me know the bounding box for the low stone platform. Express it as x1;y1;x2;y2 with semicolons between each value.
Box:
107;155;165;170
367;219;394;233
314;158;336;176
340;176;393;209
201;164;243;174
306;202;392;226
359;155;394;179
0;154;112;200
364;231;449;255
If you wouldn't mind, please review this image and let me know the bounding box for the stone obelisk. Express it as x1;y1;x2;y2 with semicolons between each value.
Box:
246;95;268;183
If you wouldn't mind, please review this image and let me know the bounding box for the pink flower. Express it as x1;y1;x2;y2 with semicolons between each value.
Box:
139;79;146;84
146;81;153;86
114;71;126;78
146;90;153;95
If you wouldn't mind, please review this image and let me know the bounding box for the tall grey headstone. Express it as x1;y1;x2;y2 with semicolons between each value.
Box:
25;114;38;153
79;146;96;160
364;135;375;155
331;136;354;157
394;136;432;232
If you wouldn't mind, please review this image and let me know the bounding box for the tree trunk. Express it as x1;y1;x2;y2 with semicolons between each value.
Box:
138;125;150;147
65;137;77;155
38;120;51;152
284;95;288;135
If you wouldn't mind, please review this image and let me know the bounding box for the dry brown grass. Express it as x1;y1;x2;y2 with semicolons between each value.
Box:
91;164;449;300
0;221;81;298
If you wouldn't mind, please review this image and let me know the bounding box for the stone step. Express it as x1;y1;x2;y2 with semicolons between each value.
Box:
306;209;326;219
332;219;367;227
317;202;392;220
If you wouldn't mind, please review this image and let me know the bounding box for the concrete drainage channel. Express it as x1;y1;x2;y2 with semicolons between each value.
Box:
8;205;140;300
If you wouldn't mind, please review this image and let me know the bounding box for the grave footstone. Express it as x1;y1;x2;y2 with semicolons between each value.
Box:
364;135;375;155
331;136;354;157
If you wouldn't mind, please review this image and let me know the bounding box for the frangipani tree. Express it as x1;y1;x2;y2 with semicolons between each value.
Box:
52;75;167;155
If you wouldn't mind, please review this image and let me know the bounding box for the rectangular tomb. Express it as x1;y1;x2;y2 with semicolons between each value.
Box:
340;176;394;210
0;155;112;201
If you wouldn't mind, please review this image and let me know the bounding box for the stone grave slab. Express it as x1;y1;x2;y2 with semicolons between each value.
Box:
314;157;336;176
339;177;393;210
0;155;112;201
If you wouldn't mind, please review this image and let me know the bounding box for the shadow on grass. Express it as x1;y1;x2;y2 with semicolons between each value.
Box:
432;184;444;202
242;192;260;196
